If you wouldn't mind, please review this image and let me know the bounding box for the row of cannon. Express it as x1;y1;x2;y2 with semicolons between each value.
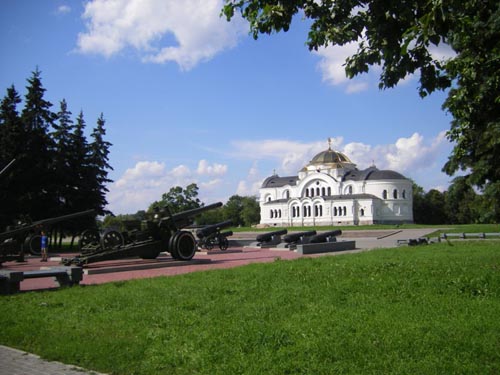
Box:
254;229;342;247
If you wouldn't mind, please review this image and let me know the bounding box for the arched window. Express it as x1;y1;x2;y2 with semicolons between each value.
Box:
278;210;282;218
360;208;365;216
327;187;331;196
303;206;307;217
347;185;353;195
383;190;388;199
322;187;326;196
314;205;318;216
268;196;272;202
319;205;323;216
284;190;290;199
393;189;398;199
310;188;314;197
270;210;274;218
333;207;337;216
305;189;309;197
343;206;347;216
402;189;406;199
316;187;320;196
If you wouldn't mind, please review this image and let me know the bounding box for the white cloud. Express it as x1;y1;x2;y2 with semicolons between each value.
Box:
77;0;246;70
230;132;450;187
108;159;227;214
57;5;71;15
314;42;377;93
197;159;228;176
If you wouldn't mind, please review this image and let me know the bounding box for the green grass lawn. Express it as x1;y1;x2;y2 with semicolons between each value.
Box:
2;241;499;374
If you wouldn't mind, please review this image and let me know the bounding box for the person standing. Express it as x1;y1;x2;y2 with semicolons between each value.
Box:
40;231;48;262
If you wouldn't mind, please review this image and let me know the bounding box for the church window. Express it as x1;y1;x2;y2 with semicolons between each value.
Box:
327;187;331;196
322;187;326;196
311;188;315;197
284;190;290;199
270;210;274;218
316;187;320;196
343;206;347;216
319;205;323;216
360;208;365;216
305;189;309;197
278;210;282;218
348;185;353;195
333;207;337;216
303;206;307;217
383;190;388;199
393;189;398;199
402;189;406;199
307;206;311;217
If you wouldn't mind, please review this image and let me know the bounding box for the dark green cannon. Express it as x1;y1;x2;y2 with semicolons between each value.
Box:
196;220;233;251
309;230;342;243
0;210;95;265
63;202;223;266
283;230;317;245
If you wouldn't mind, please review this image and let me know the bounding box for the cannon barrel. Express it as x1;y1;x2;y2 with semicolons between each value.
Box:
256;229;288;242
0;159;16;178
283;230;317;244
220;230;233;238
171;202;222;220
309;230;342;243
196;220;233;239
159;202;223;230
0;209;95;241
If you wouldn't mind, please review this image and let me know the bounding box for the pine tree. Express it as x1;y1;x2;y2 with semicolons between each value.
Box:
89;113;113;215
52;99;75;214
70;111;93;212
20;68;57;219
0;85;23;228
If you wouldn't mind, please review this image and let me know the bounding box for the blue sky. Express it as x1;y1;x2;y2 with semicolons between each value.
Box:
1;1;456;214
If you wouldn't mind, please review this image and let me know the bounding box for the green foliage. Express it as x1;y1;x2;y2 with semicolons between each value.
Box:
1;241;499;374
223;0;500;221
149;183;202;214
223;195;260;227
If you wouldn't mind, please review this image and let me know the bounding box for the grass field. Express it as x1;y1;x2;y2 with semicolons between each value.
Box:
1;241;499;374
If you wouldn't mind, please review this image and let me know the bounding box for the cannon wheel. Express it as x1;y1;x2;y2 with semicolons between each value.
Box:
170;231;196;261
78;229;100;251
219;236;229;251
24;234;42;255
101;230;124;250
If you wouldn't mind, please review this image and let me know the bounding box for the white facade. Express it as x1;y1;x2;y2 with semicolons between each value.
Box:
259;146;413;226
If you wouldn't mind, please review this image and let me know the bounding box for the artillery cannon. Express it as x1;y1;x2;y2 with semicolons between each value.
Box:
309;230;342;243
283;230;317;245
196;220;233;251
63;202;223;266
0;210;95;266
254;229;288;247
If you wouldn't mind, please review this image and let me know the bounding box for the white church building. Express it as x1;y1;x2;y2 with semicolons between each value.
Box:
259;142;414;226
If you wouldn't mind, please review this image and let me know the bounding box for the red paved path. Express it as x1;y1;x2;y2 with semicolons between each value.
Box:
3;247;359;292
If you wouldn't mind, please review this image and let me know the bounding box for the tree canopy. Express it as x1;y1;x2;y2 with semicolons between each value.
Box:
223;0;500;220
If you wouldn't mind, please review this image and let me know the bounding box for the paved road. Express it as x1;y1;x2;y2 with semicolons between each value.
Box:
0;345;107;375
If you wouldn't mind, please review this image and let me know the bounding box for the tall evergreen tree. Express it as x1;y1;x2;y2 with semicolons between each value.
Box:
70;111;93;212
20;68;57;219
89;113;113;215
0;85;23;228
51;99;75;214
